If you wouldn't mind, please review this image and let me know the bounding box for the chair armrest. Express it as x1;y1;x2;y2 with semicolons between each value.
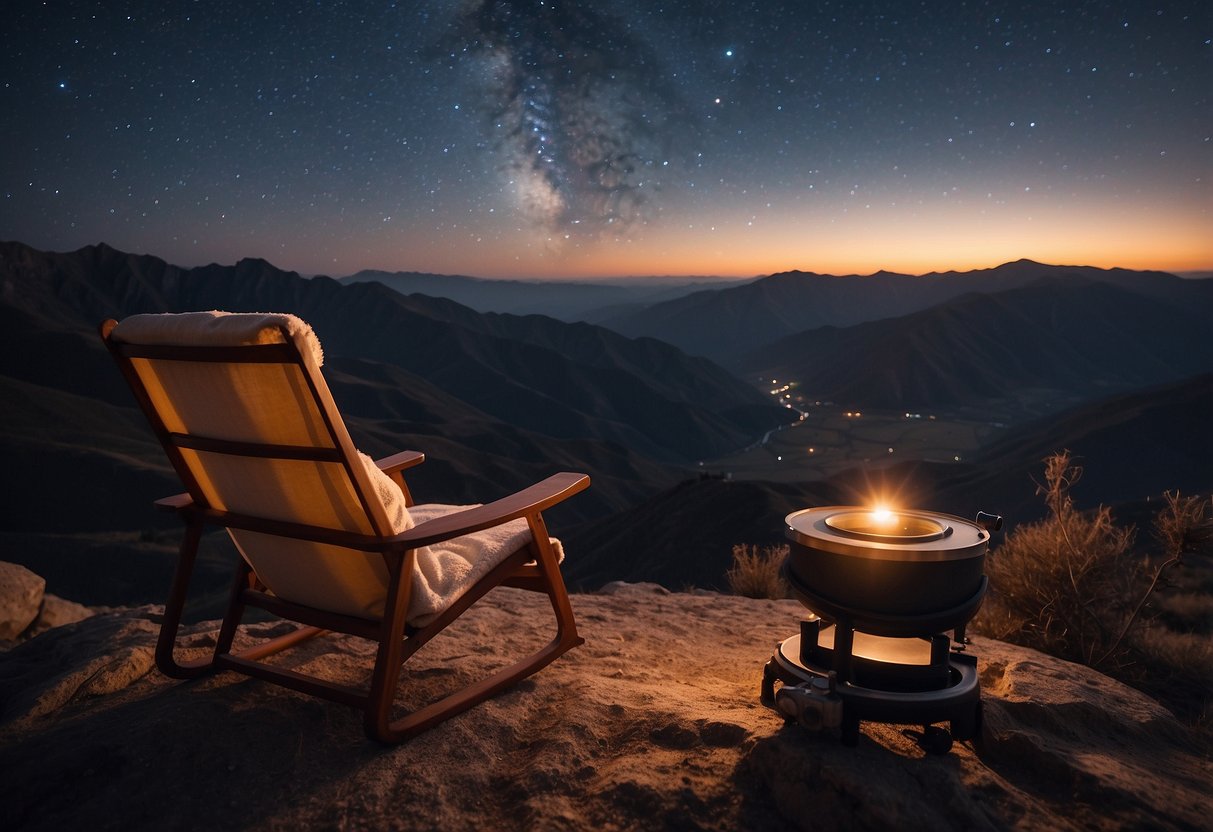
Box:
376;450;426;507
375;450;426;474
154;492;195;512
389;472;590;549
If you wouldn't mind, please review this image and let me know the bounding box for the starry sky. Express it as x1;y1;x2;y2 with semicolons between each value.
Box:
2;0;1210;279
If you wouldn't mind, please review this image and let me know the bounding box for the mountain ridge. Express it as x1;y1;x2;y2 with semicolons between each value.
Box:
3;240;1208;606
340;268;752;322
0;239;788;611
0;240;785;466
735;276;1213;414
598;259;1207;361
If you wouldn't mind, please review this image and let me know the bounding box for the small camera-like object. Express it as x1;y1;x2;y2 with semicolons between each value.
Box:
774;675;843;732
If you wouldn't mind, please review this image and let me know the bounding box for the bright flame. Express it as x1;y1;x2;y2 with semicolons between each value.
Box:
870;506;895;524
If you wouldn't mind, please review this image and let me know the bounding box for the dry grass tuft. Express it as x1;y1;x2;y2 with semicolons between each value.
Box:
976;450;1213;723
726;544;790;600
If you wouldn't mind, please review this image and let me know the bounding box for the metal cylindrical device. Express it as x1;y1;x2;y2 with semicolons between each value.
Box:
785;506;993;619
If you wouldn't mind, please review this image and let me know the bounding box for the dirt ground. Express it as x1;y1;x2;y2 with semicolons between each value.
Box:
2;584;1209;831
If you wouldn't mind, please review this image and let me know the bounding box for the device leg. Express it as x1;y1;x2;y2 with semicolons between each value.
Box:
761;659;778;707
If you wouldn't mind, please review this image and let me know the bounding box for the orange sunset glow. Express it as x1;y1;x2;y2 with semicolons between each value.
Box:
3;2;1208;281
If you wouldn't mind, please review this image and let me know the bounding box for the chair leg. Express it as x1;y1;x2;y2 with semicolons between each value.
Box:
157;526;329;679
366;517;584;744
527;513;584;653
213;558;253;657
212;560;330;661
155;520;220;679
365;551;414;742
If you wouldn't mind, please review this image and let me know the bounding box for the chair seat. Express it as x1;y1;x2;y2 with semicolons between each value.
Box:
226;460;560;625
244;503;561;627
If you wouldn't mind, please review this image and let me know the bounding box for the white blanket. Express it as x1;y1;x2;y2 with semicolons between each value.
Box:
404;503;561;627
111;310;325;366
361;454;556;626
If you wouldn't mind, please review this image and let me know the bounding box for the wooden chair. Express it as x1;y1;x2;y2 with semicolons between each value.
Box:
100;312;588;743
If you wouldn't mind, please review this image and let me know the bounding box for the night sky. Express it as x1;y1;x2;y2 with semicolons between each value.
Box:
3;1;1209;278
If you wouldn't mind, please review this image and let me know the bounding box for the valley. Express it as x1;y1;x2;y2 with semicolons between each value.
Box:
706;374;1101;483
702;403;1003;483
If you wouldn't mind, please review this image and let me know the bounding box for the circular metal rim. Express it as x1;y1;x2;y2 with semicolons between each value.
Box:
771;635;981;706
786;506;989;562
823;510;950;543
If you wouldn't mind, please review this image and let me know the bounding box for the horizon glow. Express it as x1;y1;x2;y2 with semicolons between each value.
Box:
2;1;1209;280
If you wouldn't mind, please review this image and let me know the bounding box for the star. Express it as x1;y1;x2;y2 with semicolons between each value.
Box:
0;0;1206;277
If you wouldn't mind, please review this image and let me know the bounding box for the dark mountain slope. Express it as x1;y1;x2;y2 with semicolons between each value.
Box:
0;359;681;534
600;259;1209;361
340;270;742;321
342;271;636;320
394;297;770;415
0;303;132;406
1;240;754;608
322;357;683;522
0;239;789;611
816;373;1213;535
0;375;177;533
0;241;785;464
565;375;1212;590
563;477;840;591
925;373;1213;525
737;278;1212;413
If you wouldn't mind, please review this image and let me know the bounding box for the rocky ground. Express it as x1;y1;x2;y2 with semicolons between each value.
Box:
1;580;1209;831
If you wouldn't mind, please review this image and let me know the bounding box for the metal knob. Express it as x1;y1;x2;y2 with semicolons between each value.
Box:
975;511;1003;532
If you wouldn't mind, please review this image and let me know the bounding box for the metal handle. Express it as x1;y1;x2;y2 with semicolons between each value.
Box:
975;511;1003;532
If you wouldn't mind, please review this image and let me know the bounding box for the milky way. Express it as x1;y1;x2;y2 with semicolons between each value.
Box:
455;1;685;235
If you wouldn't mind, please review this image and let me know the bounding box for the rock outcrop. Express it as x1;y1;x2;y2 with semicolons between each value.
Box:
0;561;93;645
0;561;45;641
0;584;1208;831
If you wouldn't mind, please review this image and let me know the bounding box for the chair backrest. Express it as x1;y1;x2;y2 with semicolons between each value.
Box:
102;311;409;619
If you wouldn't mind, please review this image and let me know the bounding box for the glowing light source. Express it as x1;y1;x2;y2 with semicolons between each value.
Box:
824;506;949;541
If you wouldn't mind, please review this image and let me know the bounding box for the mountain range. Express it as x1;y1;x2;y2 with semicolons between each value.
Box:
340;269;750;322
735;276;1212;417
2;240;1208;607
0;240;782;473
595;259;1212;362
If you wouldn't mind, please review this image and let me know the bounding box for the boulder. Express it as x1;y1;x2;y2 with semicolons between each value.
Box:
0;562;45;641
26;594;95;638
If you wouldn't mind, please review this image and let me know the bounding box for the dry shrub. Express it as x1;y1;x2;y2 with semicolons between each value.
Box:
978;452;1140;669
727;543;790;600
977;450;1213;722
